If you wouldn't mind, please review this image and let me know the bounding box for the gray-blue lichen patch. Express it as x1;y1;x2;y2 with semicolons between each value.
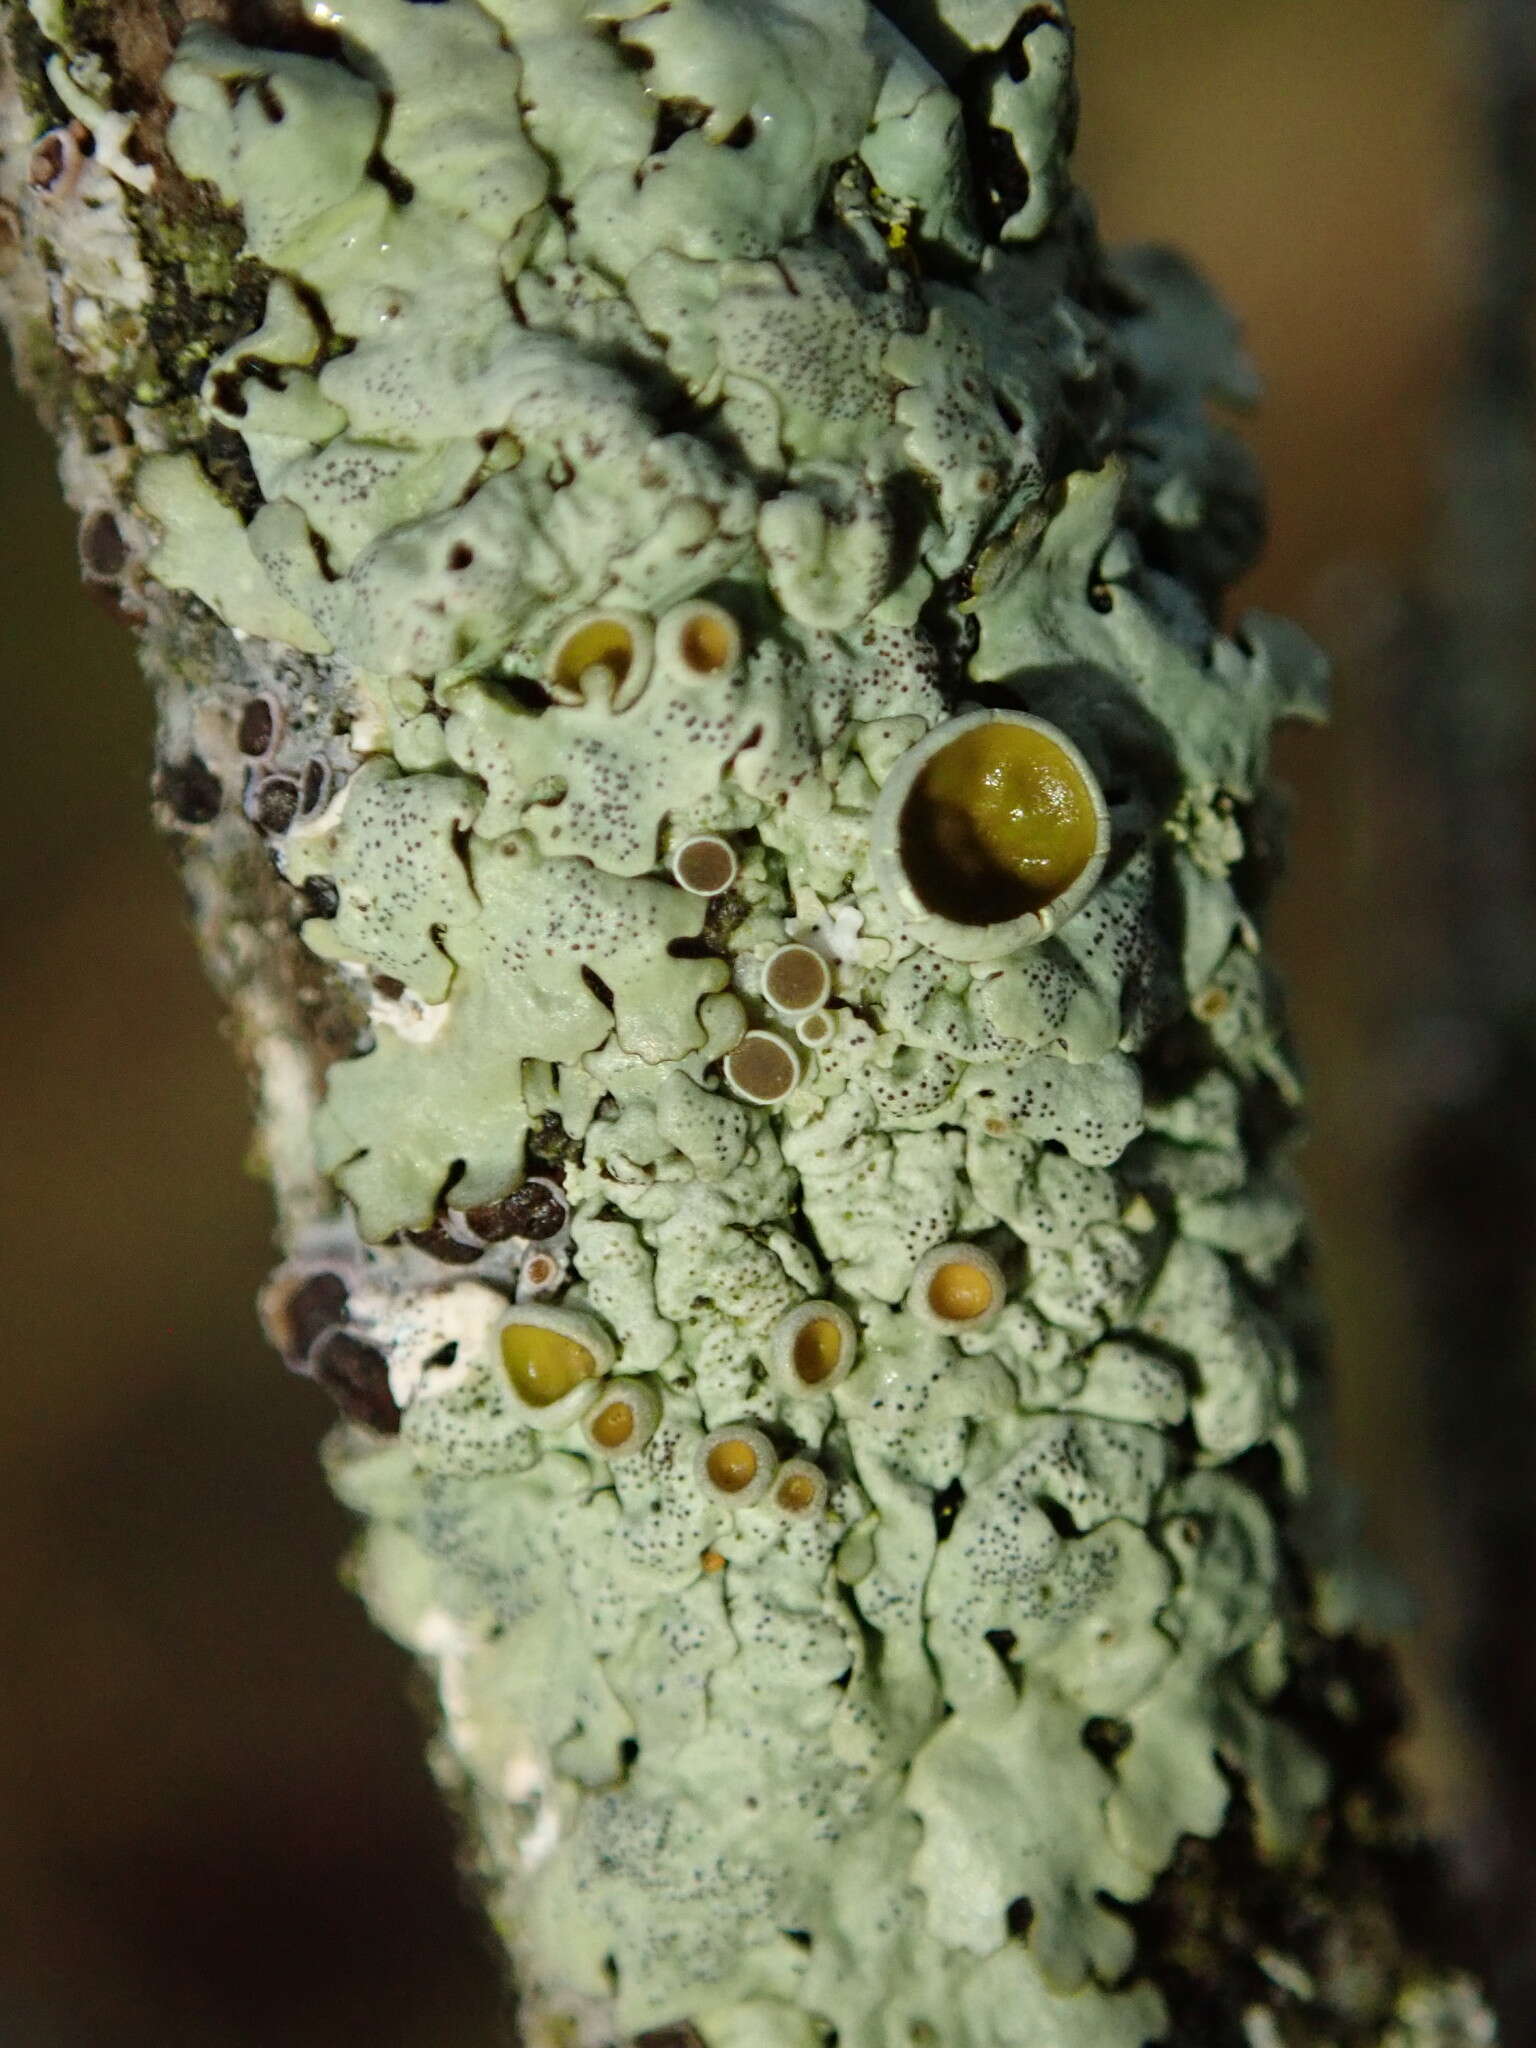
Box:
47;0;1412;2036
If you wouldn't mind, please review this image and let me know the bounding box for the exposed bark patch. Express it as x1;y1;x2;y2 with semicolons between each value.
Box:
1134;1636;1488;2045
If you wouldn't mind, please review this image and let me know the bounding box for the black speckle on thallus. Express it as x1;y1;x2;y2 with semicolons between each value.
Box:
309;1330;401;1435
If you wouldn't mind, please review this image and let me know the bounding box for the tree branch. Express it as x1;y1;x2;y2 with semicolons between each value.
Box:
0;1;1496;2041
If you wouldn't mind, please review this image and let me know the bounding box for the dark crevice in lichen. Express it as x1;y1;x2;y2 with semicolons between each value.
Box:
462;1178;568;1242
651;96;709;155
404;1221;483;1267
201;419;263;517
524;1110;580;1178
931;1477;966;1541
915;572;979;705
690;883;748;958
367;93;415;207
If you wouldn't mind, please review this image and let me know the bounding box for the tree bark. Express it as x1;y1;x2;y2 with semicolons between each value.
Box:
0;1;1498;2042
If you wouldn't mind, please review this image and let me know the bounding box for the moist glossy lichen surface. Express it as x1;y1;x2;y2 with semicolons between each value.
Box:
14;0;1420;2040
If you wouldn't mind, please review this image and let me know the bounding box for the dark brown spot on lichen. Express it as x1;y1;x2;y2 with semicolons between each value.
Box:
701;886;750;954
405;1222;482;1265
156;754;222;826
237;697;275;756
309;1330;400;1434
302;875;340;919
464;1179;567;1243
524;1112;580;1178
80;508;128;579
279;1270;348;1358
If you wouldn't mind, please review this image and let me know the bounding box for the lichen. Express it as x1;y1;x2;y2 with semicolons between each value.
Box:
2;0;1487;2040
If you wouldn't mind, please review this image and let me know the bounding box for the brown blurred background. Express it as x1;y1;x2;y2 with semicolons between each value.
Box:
0;1;1504;2039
